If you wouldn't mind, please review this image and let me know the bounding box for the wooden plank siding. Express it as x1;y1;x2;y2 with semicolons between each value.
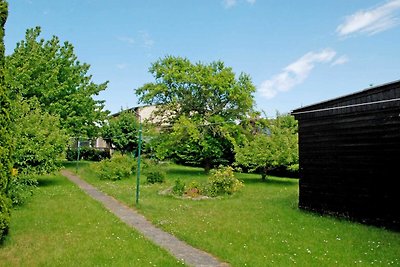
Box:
292;80;400;230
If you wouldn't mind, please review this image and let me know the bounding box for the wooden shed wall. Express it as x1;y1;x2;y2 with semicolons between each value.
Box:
293;81;400;230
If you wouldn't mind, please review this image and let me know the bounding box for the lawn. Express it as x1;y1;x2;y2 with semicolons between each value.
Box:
71;161;400;267
0;173;184;267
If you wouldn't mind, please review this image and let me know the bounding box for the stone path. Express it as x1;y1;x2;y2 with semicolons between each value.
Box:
61;170;229;267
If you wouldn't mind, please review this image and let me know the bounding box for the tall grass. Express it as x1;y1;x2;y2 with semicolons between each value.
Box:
0;173;184;267
71;162;400;266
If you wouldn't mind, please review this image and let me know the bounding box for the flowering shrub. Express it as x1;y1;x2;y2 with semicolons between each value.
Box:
204;166;244;197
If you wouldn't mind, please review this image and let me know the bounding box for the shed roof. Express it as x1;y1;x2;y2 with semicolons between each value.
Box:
291;79;400;118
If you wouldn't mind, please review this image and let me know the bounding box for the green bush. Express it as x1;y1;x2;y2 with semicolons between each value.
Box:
93;154;136;181
66;147;110;162
0;193;11;243
7;175;38;206
145;170;166;184
142;159;168;184
204;166;244;197
172;179;186;196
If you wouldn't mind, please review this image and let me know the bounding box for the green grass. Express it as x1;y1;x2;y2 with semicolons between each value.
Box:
0;173;185;267
70;161;400;266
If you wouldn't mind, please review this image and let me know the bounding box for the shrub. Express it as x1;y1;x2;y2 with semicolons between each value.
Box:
145;170;166;184
7;175;38;206
143;159;168;184
204;166;244;197
172;179;185;196
66;147;110;162
0;193;11;243
93;154;136;181
185;181;202;198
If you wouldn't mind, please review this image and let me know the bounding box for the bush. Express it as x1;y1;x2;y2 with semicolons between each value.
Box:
142;159;168;184
7;175;38;206
145;170;166;184
66;147;111;162
93;154;136;181
0;194;11;243
204;166;244;197
185;181;202;198
172;179;186;196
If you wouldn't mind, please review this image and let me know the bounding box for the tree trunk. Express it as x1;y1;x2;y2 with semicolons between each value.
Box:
204;160;212;174
261;166;268;181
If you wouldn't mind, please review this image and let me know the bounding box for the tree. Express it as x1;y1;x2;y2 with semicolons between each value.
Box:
12;99;68;175
235;113;299;180
5;27;109;138
136;56;256;172
0;0;11;242
102;110;140;155
136;56;255;124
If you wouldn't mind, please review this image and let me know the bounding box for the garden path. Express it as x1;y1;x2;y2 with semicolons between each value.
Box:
61;170;229;267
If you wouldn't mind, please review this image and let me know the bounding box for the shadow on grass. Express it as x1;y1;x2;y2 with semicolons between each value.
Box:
62;160;92;169
166;168;206;178
242;177;298;186
36;176;64;187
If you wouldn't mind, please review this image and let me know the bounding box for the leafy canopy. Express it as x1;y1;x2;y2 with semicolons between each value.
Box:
136;55;255;124
235;113;299;179
102;110;140;155
136;56;256;172
5;27;109;138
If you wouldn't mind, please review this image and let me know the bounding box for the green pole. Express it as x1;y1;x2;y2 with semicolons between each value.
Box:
135;120;142;206
76;137;81;173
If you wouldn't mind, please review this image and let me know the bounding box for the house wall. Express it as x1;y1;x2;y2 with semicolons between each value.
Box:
293;81;400;230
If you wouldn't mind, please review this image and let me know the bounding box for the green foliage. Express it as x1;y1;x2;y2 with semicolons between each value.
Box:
204;166;244;197
185;181;202;198
0;192;10;242
235;113;299;179
93;154;136;181
66;147;110;162
7;175;37;206
145;170;166;184
153;116;238;172
136;56;255;124
102;110;140;154
5;27;109;138
142;159;167;184
136;56;256;172
0;0;11;243
172;178;186;196
12;99;68;175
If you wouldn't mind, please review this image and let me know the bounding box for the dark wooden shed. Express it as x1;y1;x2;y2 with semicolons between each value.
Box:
292;80;400;230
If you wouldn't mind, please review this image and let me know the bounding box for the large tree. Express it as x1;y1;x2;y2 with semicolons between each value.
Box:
136;56;256;172
0;0;11;241
136;56;255;124
5;27;109;138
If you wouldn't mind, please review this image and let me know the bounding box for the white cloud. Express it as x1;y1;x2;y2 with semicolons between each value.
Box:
118;36;135;45
116;63;128;70
223;0;237;8
331;55;349;66
337;0;400;36
140;31;155;49
222;0;255;8
259;49;338;99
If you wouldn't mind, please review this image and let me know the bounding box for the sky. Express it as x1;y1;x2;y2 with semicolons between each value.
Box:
5;0;400;116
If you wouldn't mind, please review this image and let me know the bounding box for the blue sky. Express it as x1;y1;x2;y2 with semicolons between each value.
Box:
5;0;400;116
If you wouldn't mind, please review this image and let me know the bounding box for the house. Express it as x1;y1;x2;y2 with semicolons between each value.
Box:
292;80;400;230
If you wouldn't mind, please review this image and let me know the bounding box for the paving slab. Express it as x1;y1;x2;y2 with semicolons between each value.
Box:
61;170;230;267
